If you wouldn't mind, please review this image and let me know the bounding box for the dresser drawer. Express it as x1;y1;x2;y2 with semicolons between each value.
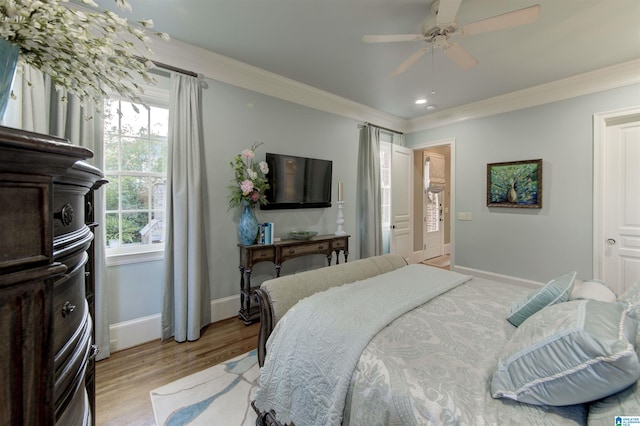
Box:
0;180;52;270
56;387;90;426
53;254;88;355
53;228;93;269
53;185;89;237
55;311;91;420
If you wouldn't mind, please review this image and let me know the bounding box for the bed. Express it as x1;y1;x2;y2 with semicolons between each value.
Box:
251;254;640;426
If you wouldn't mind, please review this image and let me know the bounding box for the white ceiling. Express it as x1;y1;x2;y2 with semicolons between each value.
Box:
93;0;640;120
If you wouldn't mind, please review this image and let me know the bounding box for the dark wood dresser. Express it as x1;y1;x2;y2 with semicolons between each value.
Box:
0;126;105;425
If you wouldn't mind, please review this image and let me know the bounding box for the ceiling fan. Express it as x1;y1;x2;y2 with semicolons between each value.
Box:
362;0;540;76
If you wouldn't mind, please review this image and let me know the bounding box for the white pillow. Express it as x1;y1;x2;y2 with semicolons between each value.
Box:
570;279;616;303
492;300;639;406
619;281;640;319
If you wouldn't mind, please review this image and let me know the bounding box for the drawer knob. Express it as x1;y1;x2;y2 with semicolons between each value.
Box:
261;252;267;257
289;249;295;254
54;203;74;226
318;245;324;249
62;301;76;317
89;344;100;361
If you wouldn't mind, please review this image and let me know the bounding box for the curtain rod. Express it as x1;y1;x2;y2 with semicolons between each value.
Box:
358;122;404;135
152;60;199;78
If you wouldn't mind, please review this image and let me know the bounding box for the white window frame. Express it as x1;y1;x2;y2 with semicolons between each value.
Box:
104;84;170;266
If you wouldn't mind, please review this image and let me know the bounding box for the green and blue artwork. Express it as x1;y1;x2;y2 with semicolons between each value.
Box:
487;159;542;208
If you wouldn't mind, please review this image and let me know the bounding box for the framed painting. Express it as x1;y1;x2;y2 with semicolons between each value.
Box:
487;159;542;208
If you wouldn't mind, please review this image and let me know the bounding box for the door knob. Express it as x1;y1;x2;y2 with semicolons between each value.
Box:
606;238;616;246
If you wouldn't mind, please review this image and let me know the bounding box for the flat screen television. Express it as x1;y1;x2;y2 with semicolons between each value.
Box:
261;153;332;209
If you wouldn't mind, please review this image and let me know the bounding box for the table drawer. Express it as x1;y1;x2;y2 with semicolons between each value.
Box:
331;239;347;250
250;247;276;263
282;242;331;257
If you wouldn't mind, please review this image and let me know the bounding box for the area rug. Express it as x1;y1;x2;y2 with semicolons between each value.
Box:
150;350;259;426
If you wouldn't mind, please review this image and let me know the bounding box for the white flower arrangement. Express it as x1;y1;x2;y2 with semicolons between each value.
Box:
0;0;169;107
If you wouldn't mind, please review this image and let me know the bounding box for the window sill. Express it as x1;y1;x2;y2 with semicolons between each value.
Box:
106;247;165;266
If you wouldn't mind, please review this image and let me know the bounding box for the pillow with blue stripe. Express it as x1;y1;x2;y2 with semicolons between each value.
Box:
507;271;576;327
492;299;639;406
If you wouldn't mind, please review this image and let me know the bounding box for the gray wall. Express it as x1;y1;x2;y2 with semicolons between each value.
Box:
406;83;640;283
106;77;361;323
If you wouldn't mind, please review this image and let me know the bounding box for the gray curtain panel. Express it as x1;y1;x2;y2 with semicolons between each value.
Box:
162;73;211;342
357;125;383;259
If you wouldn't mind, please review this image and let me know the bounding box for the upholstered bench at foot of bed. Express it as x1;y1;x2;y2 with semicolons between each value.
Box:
254;253;408;366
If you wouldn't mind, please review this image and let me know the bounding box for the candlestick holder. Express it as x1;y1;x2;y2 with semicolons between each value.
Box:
335;201;346;236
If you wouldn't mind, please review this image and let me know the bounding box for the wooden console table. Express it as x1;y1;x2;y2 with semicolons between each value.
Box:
238;234;349;324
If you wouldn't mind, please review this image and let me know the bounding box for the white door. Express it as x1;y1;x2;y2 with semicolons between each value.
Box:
423;152;445;259
595;108;640;296
390;145;413;260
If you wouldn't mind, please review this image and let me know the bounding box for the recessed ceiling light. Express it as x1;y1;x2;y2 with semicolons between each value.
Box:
415;99;427;105
427;105;436;110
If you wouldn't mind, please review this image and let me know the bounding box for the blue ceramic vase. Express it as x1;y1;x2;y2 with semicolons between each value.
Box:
238;202;259;246
0;38;19;120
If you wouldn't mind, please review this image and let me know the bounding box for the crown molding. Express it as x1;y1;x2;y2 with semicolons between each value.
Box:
149;37;408;132
406;59;640;133
149;36;639;136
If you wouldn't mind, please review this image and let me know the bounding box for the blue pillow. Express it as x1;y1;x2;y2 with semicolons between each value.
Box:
492;300;639;406
507;271;576;327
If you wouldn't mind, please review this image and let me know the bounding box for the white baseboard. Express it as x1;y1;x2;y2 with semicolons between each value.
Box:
109;294;241;353
109;314;161;353
211;294;241;323
452;265;542;289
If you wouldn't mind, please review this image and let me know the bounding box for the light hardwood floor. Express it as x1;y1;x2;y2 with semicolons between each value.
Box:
420;254;450;270
95;317;259;425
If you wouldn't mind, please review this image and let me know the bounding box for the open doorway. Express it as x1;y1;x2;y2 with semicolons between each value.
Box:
411;140;453;267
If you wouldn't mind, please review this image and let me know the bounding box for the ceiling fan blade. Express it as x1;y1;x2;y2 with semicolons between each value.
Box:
362;34;424;43
436;0;463;25
444;42;478;70
390;47;429;76
460;4;541;36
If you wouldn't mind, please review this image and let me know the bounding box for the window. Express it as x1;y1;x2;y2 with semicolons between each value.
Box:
103;89;169;260
424;159;441;233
